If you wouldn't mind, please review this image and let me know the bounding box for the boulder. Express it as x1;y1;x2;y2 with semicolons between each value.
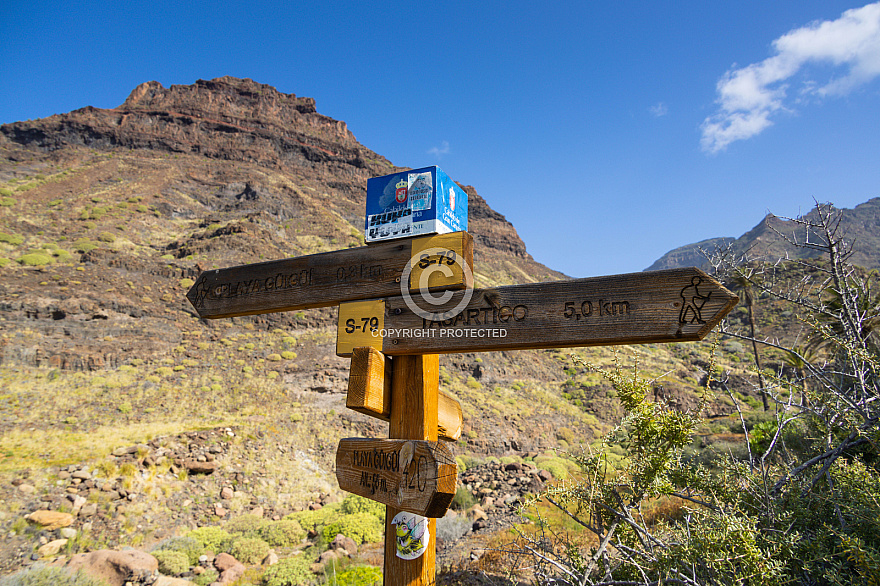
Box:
26;510;74;530
330;534;358;556
63;549;158;586
37;538;68;557
213;553;240;572
184;460;217;474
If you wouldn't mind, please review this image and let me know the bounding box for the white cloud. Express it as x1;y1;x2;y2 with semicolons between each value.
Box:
701;2;880;153
649;102;668;117
427;140;450;158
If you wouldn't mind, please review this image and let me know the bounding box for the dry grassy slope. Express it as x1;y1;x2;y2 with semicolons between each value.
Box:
0;78;760;573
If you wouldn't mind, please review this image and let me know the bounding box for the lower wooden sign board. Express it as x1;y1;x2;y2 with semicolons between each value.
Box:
187;231;473;319
346;347;463;441
335;438;457;518
336;267;738;356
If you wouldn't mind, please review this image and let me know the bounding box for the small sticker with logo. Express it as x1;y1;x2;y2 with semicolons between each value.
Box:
408;172;432;211
391;511;430;560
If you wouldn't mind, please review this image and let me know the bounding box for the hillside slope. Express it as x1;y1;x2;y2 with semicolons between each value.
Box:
0;78;750;576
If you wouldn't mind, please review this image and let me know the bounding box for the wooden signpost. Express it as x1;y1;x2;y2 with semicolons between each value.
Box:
186;231;473;319
188;226;737;585
335;267;737;356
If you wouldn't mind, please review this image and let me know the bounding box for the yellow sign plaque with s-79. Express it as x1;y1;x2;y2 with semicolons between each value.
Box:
336;299;385;356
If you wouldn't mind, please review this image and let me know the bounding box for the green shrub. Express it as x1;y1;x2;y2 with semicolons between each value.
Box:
0;564;109;586
259;520;305;547
262;556;313;586
72;239;97;253
0;197;15;207
96;231;116;243
285;505;338;533
321;513;384;545
152;536;202;565
534;455;574;480
0;258;10;268
17;253;54;266
450;486;476;511
333;565;382;586
230;536;270;565
0;232;24;246
339;494;385;520
191;568;218;586
0;188;12;197
188;526;232;553
281;351;296;360
152;550;189;575
225;514;267;536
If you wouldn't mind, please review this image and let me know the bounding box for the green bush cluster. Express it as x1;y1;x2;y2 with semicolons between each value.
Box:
333;565;382;586
0;564;110;586
225;514;266;536
72;238;97;253
285;506;338;533
259;520;305;547
262;555;313;586
0;232;24;246
230;536;270;565
187;526;232;553
321;513;384;546
16;253;54;266
152;550;189;575
191;568;218;586
450;486;476;511
152;536;202;565
339;494;385;519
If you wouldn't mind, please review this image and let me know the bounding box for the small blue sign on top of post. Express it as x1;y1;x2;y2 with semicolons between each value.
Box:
365;166;468;243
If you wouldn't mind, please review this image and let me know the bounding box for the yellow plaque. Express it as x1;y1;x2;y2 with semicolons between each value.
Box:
409;233;467;291
337;300;385;356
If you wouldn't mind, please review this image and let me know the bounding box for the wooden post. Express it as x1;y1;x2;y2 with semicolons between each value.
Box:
384;354;439;585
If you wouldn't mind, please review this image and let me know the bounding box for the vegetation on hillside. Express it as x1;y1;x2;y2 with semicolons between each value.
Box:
508;203;880;585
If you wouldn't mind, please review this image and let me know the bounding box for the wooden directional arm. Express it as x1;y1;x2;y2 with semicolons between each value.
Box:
336;267;738;356
187;231;473;319
347;347;463;441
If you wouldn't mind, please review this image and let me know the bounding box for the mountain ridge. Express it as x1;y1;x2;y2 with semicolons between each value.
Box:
646;197;880;271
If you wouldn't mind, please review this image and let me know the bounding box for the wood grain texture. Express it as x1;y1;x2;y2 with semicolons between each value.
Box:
384;354;441;585
346;347;392;419
186;231;473;319
336;268;738;356
335;438;456;517
345;347;463;441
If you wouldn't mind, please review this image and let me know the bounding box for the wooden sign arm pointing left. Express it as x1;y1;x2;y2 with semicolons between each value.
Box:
185;231;473;319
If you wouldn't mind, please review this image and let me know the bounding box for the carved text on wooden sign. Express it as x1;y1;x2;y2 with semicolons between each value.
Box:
336;268;737;356
335;438;457;518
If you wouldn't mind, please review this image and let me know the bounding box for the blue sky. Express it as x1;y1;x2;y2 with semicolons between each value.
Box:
2;1;879;277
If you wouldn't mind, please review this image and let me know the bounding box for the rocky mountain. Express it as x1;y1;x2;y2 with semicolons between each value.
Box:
646;198;880;271
0;77;750;579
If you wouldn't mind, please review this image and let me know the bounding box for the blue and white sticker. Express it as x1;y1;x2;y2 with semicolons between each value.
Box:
408;172;432;212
